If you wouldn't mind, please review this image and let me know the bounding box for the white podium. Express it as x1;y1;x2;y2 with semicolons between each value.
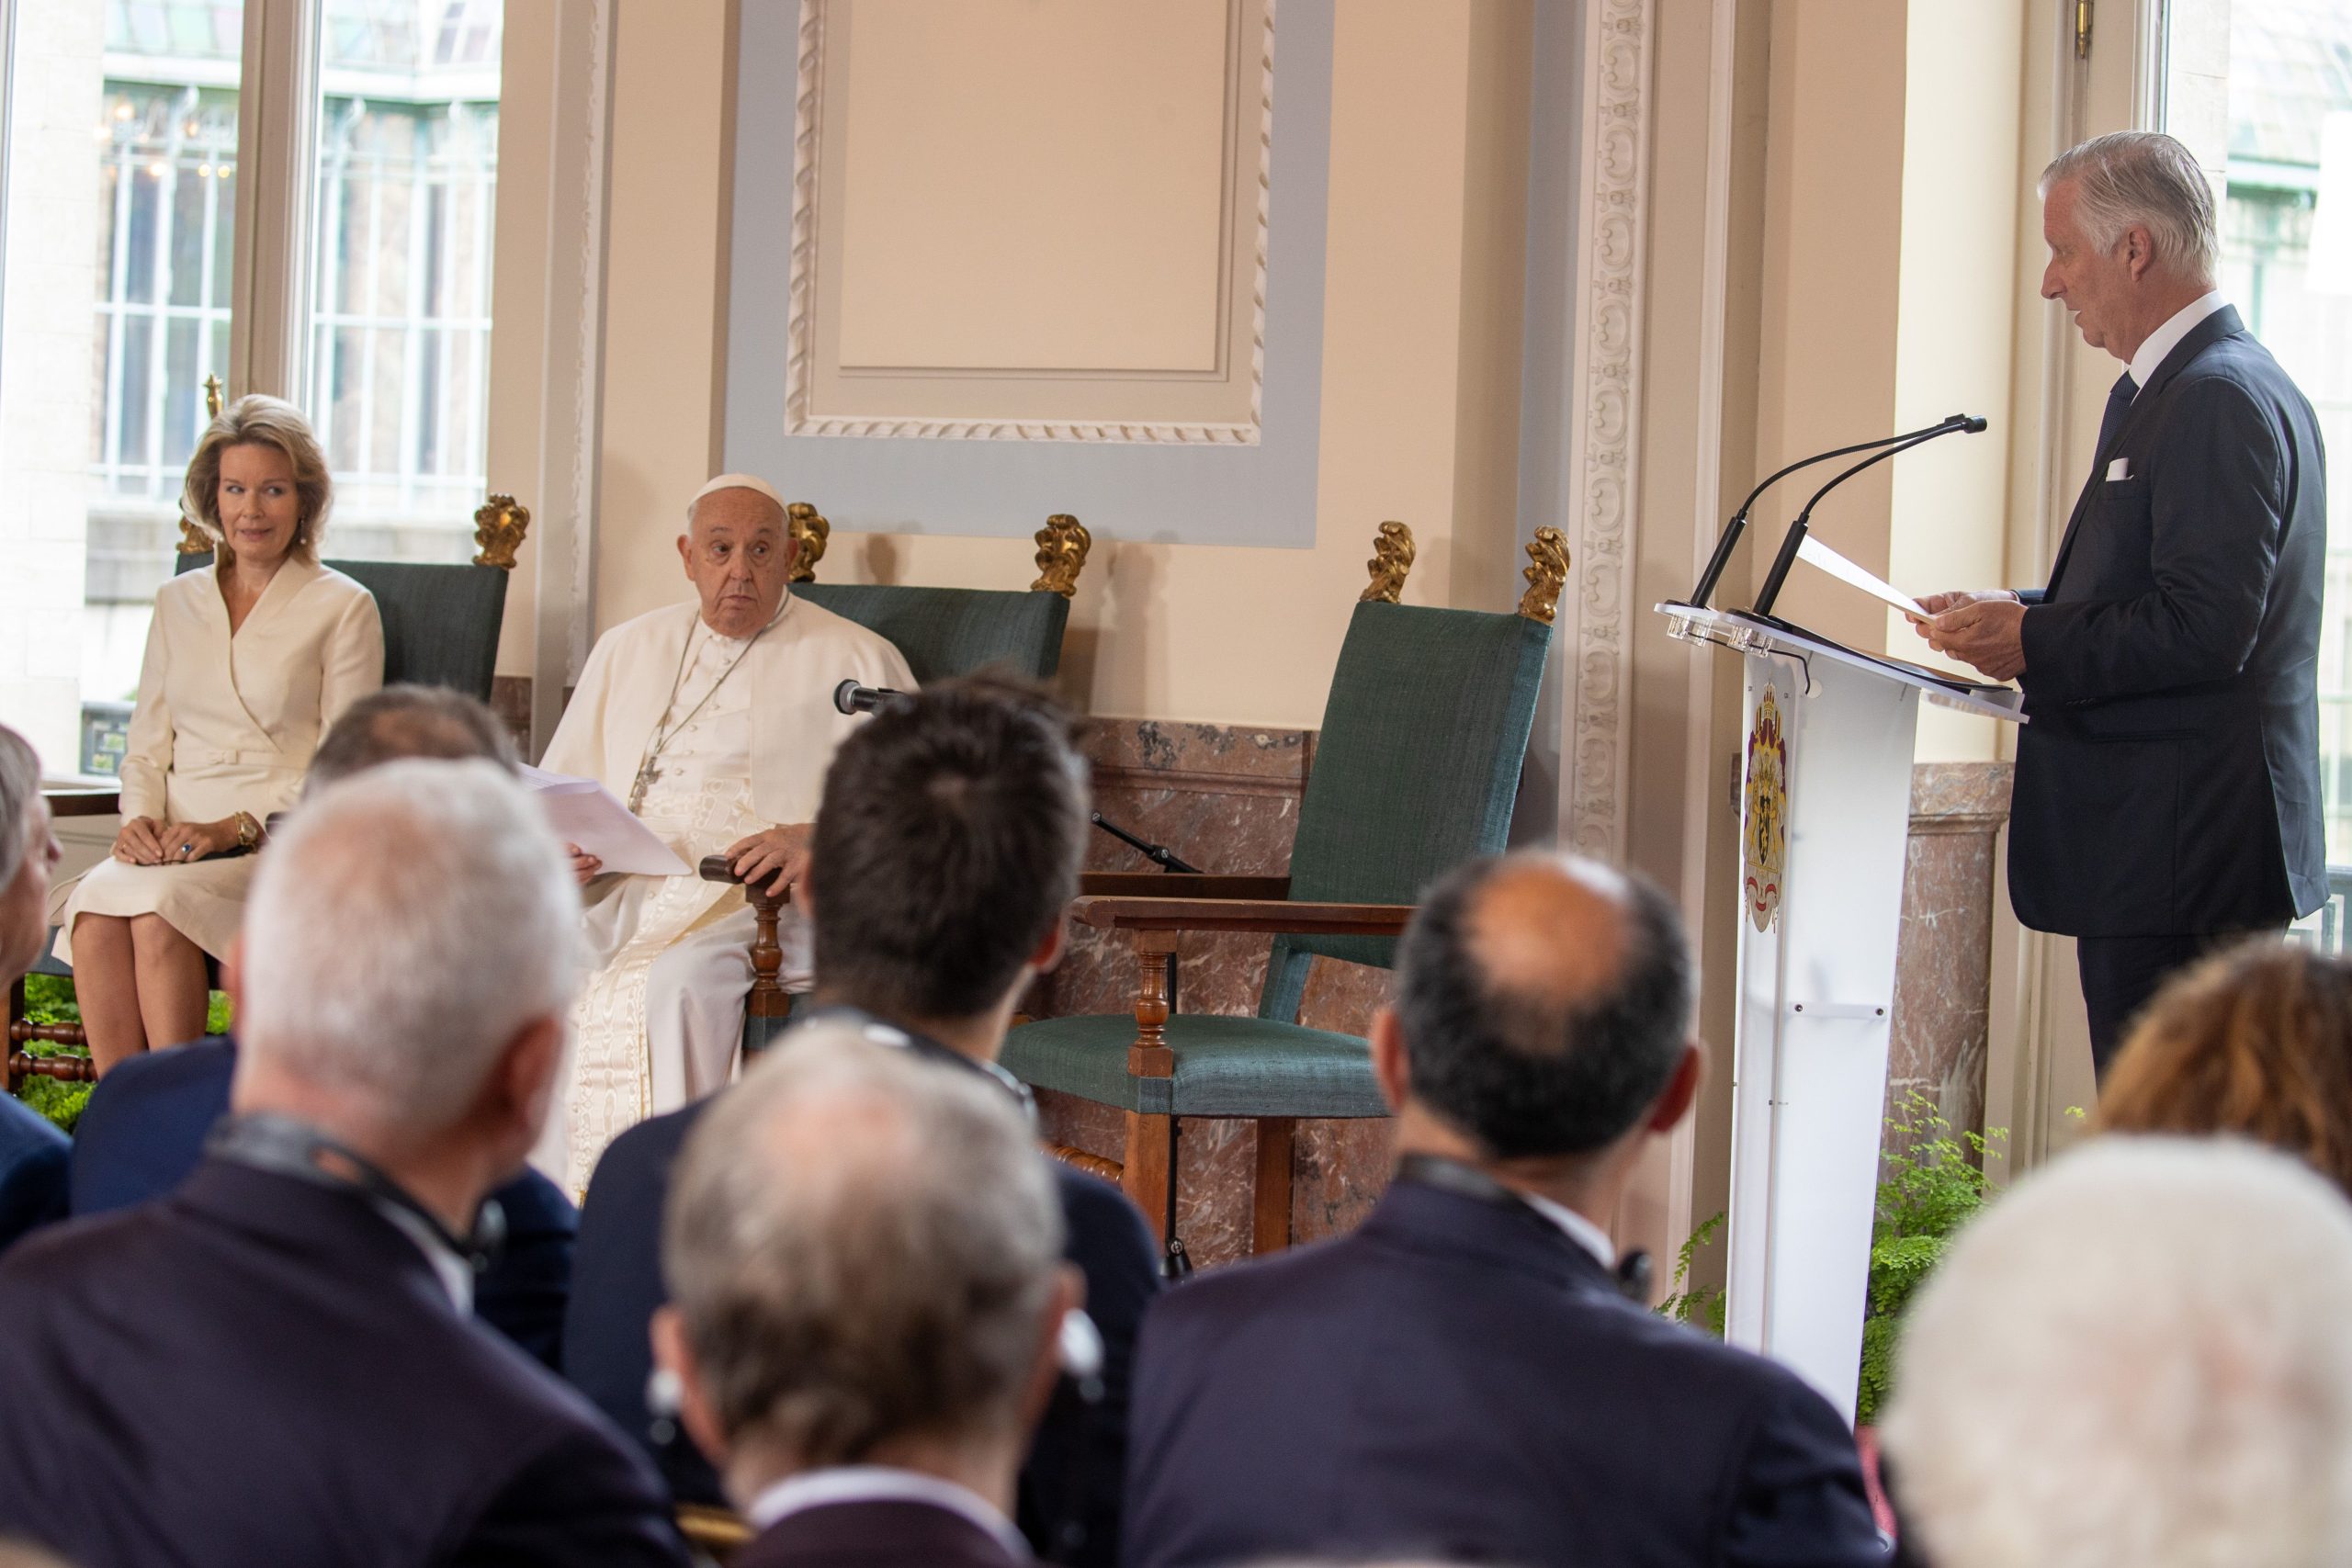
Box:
1658;604;2022;1421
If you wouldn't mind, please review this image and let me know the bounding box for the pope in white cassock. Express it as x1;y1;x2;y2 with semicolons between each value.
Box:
532;473;913;1189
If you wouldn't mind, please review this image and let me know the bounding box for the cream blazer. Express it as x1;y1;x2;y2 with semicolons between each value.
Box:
51;558;383;963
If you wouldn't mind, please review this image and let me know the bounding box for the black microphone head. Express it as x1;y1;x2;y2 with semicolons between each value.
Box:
832;678;863;716
1959;414;1988;434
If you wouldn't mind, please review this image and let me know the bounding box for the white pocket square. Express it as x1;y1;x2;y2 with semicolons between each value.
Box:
2107;457;2132;480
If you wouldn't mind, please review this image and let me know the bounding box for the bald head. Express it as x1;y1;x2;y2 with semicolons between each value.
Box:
1393;852;1691;1159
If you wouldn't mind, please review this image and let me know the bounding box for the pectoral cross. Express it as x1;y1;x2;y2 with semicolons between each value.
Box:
629;757;660;815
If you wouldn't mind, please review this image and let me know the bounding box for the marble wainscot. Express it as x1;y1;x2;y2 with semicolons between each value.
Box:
1023;718;1396;1269
1885;761;2014;1153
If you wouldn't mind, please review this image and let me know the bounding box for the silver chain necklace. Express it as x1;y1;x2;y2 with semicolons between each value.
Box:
628;602;788;813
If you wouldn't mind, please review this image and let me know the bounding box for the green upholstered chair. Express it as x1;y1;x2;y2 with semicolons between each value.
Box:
8;500;531;1090
699;510;1092;1054
999;523;1569;1258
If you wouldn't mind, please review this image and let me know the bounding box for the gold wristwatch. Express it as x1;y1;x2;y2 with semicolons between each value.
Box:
234;810;262;852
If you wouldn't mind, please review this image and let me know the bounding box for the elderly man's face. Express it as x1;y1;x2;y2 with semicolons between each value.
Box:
678;488;797;639
2041;177;2141;359
0;799;61;987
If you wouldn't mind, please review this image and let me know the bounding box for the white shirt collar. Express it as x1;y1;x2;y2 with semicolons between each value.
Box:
746;1466;1026;1559
2128;290;2228;397
1517;1191;1616;1270
370;1198;473;1314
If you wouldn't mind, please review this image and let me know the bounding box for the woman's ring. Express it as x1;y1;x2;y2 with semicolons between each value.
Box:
180;841;193;857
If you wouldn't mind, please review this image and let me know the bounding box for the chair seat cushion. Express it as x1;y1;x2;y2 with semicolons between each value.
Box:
1000;1013;1386;1119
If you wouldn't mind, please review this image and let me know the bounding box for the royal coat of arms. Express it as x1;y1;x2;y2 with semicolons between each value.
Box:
1743;686;1789;932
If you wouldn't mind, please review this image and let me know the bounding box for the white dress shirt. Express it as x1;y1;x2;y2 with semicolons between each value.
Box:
1520;1191;1617;1270
2128;289;2229;397
746;1466;1028;1558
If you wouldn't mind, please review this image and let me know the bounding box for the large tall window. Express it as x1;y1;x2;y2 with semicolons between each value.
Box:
0;0;503;781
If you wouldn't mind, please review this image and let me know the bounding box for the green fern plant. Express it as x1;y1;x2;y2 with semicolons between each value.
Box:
1657;1210;1727;1336
1856;1092;2006;1423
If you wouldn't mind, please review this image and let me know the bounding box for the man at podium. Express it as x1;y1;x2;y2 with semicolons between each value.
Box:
1919;131;2326;1075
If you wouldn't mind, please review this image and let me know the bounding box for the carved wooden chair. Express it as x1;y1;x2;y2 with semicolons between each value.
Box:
997;523;1568;1259
697;512;1092;1056
6;499;533;1092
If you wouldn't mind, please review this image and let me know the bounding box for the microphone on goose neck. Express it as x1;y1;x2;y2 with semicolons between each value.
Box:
832;679;908;716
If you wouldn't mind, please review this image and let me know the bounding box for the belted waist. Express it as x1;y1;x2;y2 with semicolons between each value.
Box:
173;744;298;771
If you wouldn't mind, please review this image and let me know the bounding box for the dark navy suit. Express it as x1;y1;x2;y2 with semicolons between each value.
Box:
1125;1177;1887;1568
2010;306;2326;1065
0;1158;684;1568
0;1091;67;1258
69;1036;577;1368
564;1022;1159;1566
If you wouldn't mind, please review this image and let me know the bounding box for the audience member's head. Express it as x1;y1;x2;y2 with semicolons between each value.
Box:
655;1029;1077;1506
232;761;581;1214
1883;1138;2352;1568
0;725;60;986
2096;941;2352;1197
1378;852;1699;1187
305;684;517;795
808;674;1089;1035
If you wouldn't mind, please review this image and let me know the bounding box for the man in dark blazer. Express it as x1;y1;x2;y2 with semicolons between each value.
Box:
0;764;684;1567
1125;852;1888;1568
1922;130;2327;1073
564;677;1159;1565
0;1093;65;1258
69;1034;577;1368
655;1031;1070;1568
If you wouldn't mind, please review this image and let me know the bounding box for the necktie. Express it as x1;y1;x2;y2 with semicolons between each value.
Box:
2096;371;2135;458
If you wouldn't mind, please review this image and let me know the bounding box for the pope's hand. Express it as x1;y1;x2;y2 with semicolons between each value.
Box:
727;823;814;897
565;842;603;886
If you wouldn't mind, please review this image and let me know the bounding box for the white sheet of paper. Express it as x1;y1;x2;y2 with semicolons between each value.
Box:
517;763;691;876
1795;534;1930;620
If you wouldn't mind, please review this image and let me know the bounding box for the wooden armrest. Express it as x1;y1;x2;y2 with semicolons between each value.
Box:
42;785;121;818
697;854;742;885
1078;873;1292;900
1073;895;1415;936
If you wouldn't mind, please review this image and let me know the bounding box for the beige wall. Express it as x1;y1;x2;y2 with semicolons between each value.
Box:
590;0;1533;730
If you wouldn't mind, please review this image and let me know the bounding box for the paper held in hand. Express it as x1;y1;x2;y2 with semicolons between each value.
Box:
1795;534;1929;620
518;763;690;876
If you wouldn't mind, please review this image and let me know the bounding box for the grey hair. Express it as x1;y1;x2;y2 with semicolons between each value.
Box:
240;760;582;1134
1883;1137;2352;1568
0;726;40;891
663;1029;1063;1466
305;685;517;796
2041;131;2219;286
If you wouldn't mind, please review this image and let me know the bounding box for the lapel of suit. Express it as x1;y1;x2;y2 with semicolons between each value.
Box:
2043;305;2245;598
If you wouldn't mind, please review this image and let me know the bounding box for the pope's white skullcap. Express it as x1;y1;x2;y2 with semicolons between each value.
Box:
685;472;786;519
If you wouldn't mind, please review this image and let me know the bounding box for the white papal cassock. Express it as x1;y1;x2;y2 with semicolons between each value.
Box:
530;592;913;1189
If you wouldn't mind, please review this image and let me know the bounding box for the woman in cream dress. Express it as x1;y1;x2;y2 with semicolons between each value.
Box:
51;397;382;1071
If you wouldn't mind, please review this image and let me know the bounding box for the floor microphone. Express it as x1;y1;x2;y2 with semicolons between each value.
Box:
833;679;908;715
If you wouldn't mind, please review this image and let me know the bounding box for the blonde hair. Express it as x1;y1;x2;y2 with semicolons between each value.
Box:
180;393;334;565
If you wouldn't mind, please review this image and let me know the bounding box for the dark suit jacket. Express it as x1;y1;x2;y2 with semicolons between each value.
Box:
0;1091;67;1258
737;1499;1033;1568
0;1158;684;1568
2011;305;2327;936
564;1051;1159;1566
1125;1178;1887;1568
68;1035;578;1369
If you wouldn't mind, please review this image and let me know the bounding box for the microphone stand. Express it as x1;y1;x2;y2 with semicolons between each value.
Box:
1678;413;1984;612
1750;417;1987;620
1091;812;1202;874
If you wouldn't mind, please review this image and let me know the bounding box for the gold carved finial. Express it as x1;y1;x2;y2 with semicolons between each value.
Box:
1030;513;1091;597
1518;526;1570;624
786;502;831;583
472;493;532;570
1360;521;1416;604
202;375;224;420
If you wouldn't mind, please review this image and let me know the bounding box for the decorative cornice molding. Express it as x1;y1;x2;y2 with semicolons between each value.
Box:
1560;0;1654;863
780;0;1273;445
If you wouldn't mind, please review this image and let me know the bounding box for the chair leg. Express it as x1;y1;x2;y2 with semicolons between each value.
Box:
1122;1111;1174;1246
741;883;790;1059
1252;1117;1295;1255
